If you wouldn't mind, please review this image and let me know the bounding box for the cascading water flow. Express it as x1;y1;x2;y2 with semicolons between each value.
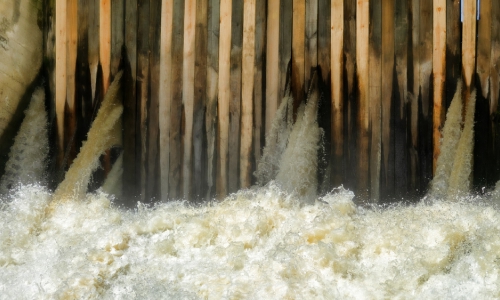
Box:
2;79;500;299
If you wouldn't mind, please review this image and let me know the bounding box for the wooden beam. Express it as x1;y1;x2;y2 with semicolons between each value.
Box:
217;0;232;196
88;0;99;103
279;0;292;101
331;0;343;189
100;0;111;92
305;0;318;88
240;0;256;188
462;0;477;92
182;0;197;198
477;0;492;99
266;0;280;135
356;0;370;199
491;0;500;115
420;0;433;117
432;0;446;173
292;0;306;105
55;0;68;166
159;0;174;200
66;0;78;165
253;0;266;171
111;0;125;78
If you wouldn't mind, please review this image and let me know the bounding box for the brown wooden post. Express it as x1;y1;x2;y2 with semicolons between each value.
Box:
305;0;318;89
66;0;78;165
55;0;67;167
266;0;280;135
477;0;492;100
292;0;306;105
462;0;477;103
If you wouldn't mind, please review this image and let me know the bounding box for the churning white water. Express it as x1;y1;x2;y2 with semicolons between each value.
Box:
2;80;500;299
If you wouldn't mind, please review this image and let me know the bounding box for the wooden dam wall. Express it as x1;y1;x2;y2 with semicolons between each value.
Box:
40;0;500;204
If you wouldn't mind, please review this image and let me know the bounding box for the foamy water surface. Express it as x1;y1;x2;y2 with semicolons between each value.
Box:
1;184;500;299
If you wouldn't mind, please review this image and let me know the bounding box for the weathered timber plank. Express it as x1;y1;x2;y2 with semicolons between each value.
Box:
55;0;67;166
240;0;256;188
462;0;477;96
369;0;382;202
381;0;394;197
491;0;500;115
65;0;78;165
420;0;432;117
193;0;208;199
88;0;99;103
292;0;306;106
317;0;330;83
331;0;343;189
169;0;185;199
394;0;409;198
357;0;370;199
182;0;196;198
253;0;266;173
147;0;161;200
159;0;174;200
217;0;232;197
477;0;492;99
122;0;138;203
446;0;461;109
409;0;420;190
111;0;124;78
265;0;280;135
279;0;292;101
206;0;220;199
305;0;318;89
100;0;111;92
432;0;446;174
136;0;150;201
228;0;243;193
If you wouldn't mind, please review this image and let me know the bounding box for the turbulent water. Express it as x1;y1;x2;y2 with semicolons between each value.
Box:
2;79;500;299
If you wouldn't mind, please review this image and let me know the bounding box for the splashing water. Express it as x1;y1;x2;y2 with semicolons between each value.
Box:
2;80;500;299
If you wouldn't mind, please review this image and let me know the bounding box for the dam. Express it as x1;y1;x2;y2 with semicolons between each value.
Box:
1;0;500;298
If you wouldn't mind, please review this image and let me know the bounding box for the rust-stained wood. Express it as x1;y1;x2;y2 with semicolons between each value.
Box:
356;0;370;199
136;0;150;201
99;0;111;92
228;0;243;193
217;0;232;197
305;0;318;89
331;0;343;190
193;0;208;199
432;0;446;174
147;0;161;200
55;0;67;166
240;0;256;188
182;0;196;198
159;0;174;200
477;0;492;99
265;0;280;135
168;0;185;199
88;0;99;103
206;0;220;198
369;0;382;202
253;0;266;172
462;0;477;94
279;0;292;101
292;0;306;106
381;0;394;195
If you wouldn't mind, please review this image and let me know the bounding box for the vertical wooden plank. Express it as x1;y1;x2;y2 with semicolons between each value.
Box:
159;0;174;200
147;0;162;200
393;0;409;197
380;0;394;196
305;0;318;88
88;0;99;103
477;0;492;99
240;0;256;188
66;0;78;164
409;0;420;191
217;0;232;196
462;0;477;95
369;0;382;202
446;0;461;111
76;0;91;141
317;0;330;83
206;0;220;198
279;0;293;101
420;0;433;117
331;0;343;189
182;0;196;198
432;0;446;173
491;0;500;115
357;0;370;199
292;0;306;105
228;0;243;193
111;0;125;78
253;0;266;172
100;0;111;92
169;0;184;199
193;0;208;198
266;0;280;135
123;0;138;203
136;0;150;201
55;0;67;166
